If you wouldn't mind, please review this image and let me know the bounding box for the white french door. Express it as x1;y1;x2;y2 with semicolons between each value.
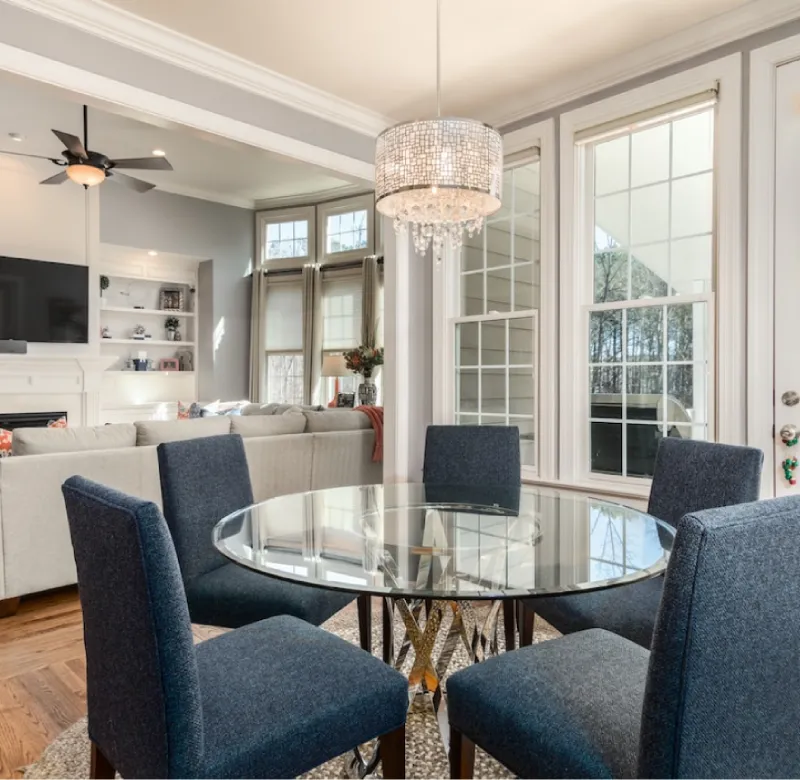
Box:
773;58;800;496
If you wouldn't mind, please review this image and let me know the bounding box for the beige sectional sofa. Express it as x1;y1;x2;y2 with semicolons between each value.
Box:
0;410;380;607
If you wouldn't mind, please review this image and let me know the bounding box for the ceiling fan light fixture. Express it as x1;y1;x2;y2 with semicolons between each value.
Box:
66;164;105;187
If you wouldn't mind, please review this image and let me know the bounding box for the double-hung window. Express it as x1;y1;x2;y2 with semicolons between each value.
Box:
264;281;304;405
581;98;716;480
454;157;541;469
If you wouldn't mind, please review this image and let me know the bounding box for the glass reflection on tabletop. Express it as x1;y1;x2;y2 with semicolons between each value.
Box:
213;484;673;600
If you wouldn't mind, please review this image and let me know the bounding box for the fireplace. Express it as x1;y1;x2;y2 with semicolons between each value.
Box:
0;411;67;431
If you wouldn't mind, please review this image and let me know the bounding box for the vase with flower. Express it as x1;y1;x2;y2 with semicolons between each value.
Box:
343;344;384;406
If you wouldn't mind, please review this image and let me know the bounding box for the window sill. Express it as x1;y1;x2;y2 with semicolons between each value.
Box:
521;475;651;504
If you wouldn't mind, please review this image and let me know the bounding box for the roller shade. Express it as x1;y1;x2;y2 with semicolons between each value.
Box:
575;87;718;146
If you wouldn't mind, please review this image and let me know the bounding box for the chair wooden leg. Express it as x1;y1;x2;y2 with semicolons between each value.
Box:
0;597;20;618
90;742;115;779
380;724;406;779
502;599;516;651
518;602;535;647
449;726;475;779
357;594;372;653
382;597;394;664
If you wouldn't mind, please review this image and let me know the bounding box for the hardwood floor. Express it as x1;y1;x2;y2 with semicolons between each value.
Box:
0;587;85;779
0;587;223;779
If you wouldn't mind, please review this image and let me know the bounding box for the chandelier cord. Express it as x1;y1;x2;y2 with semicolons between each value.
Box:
436;0;441;118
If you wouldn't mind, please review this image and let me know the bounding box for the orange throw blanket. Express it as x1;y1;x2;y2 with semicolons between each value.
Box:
357;405;384;462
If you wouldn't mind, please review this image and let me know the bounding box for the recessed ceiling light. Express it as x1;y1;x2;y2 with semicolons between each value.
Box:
151;149;166;157
8;133;23;142
148;250;158;256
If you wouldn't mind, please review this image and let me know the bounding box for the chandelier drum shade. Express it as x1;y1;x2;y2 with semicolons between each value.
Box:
374;0;503;260
375;118;502;257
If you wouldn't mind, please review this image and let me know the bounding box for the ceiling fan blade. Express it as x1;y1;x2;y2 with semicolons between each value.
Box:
52;129;88;160
40;171;69;185
110;171;156;193
0;149;64;163
111;156;173;171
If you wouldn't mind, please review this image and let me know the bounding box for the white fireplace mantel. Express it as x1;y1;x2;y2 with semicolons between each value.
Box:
0;355;117;427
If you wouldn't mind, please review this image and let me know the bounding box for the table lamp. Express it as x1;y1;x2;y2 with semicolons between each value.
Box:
321;354;349;407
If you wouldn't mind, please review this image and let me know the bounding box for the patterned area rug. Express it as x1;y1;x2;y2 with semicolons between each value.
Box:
25;602;559;779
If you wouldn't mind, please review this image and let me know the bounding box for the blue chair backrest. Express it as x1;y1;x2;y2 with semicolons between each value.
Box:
422;425;520;486
157;433;254;583
62;476;203;779
639;495;800;778
648;438;763;528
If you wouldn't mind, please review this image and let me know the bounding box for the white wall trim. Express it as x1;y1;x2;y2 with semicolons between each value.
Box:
748;34;800;496
1;0;394;138
488;0;799;127
558;55;743;487
0;41;375;185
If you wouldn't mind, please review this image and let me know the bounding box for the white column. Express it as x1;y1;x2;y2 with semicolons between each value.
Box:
383;218;433;482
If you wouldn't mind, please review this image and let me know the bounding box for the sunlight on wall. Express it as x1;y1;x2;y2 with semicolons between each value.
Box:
213;316;226;356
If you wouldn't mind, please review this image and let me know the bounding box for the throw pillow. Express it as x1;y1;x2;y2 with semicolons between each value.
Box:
0;428;11;458
177;401;204;420
47;416;68;429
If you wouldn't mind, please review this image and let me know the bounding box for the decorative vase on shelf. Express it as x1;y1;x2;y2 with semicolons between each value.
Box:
358;375;377;406
166;329;176;341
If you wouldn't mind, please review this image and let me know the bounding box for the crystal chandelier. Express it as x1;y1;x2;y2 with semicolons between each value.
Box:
374;0;502;261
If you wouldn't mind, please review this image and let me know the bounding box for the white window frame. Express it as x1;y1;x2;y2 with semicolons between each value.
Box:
560;55;743;495
432;118;557;481
317;193;375;264
257;206;316;271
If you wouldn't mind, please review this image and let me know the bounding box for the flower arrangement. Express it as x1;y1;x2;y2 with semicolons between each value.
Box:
99;275;109;293
343;345;384;379
164;317;179;331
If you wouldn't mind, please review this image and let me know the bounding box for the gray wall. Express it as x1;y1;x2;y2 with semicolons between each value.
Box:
99;186;254;400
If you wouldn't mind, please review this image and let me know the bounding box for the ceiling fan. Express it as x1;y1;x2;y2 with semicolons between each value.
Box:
0;105;173;192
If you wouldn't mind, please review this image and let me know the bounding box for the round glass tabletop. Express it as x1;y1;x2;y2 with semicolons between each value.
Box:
213;483;674;600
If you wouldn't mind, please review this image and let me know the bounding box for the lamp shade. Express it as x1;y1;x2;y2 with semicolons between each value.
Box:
321;354;348;377
66;164;106;187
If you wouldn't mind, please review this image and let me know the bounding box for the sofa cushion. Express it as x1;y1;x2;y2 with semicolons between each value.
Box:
11;423;137;456
134;418;232;446
230;414;306;438
304;410;371;433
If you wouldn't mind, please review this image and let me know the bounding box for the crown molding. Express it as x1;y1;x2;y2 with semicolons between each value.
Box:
486;0;800;128
2;0;395;138
146;181;256;210
253;183;366;211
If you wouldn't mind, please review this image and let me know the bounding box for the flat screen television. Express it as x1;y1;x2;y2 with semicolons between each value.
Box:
0;256;89;343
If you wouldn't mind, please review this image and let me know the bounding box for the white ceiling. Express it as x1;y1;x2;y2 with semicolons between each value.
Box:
102;0;751;120
0;72;356;208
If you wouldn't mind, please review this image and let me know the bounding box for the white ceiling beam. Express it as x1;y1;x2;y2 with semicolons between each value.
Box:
1;0;396;138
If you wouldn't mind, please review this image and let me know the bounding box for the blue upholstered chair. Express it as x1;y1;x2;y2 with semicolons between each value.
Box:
157;434;354;630
63;476;407;780
520;437;763;648
423;425;521;487
421;425;521;652
448;494;800;779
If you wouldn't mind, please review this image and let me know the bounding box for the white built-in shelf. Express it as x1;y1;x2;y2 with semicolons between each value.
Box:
101;306;195;317
102;339;196;347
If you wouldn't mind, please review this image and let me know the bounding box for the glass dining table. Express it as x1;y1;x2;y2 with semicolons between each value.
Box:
213;482;673;770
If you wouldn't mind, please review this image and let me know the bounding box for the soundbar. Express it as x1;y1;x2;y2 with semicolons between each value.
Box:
0;340;28;354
